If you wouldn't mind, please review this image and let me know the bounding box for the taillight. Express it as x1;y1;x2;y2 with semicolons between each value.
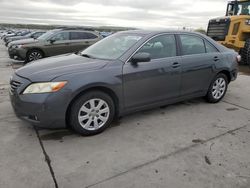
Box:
236;55;241;63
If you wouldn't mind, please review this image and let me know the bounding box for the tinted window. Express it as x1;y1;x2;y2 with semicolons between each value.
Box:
50;32;69;41
137;35;176;59
70;32;86;40
70;32;98;40
205;40;218;53
32;32;43;38
180;35;205;55
85;33;98;39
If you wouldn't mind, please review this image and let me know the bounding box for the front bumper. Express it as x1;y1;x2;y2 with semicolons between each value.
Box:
9;74;70;129
8;47;27;61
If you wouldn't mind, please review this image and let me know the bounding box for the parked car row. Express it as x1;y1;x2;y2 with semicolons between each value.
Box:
1;27;103;63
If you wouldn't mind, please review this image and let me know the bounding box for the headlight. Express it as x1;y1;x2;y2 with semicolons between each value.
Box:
16;44;23;48
245;19;250;25
23;81;67;94
11;44;23;49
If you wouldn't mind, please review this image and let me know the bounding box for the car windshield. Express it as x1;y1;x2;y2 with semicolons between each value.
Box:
37;30;59;40
80;33;143;60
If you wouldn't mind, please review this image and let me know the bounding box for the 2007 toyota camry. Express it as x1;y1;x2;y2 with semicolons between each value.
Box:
9;30;239;135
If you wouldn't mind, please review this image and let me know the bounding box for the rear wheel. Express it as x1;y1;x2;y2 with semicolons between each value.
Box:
69;91;115;136
26;49;44;63
240;38;250;65
206;73;228;103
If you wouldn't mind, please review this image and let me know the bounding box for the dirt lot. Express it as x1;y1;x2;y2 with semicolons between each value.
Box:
0;40;250;188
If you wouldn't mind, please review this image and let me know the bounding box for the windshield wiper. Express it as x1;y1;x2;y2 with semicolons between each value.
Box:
80;53;96;59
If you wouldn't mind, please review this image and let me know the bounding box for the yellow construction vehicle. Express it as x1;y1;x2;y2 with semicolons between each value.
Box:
207;0;250;65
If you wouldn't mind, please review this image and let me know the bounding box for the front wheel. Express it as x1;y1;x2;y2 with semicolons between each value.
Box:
206;73;228;103
69;91;115;136
26;49;44;63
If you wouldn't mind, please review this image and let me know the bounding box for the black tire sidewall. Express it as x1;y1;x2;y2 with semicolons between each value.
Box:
26;49;44;63
69;91;115;136
240;38;250;65
206;74;228;103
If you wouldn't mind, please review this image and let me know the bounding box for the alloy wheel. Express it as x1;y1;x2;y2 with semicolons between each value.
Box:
212;77;226;99
78;98;110;131
28;51;43;61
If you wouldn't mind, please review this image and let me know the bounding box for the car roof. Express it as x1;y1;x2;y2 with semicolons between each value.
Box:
119;29;205;36
118;30;230;52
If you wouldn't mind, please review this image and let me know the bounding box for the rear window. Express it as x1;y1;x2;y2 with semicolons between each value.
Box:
205;40;218;53
70;32;98;40
85;33;98;39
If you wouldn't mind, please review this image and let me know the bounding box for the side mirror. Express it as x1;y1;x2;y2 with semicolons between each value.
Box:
130;52;151;64
49;39;56;44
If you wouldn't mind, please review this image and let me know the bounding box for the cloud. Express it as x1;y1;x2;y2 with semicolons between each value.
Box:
0;0;227;29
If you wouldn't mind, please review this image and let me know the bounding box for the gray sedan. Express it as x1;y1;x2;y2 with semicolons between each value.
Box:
9;30;239;135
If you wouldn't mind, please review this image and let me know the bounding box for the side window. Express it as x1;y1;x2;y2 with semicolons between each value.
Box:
205;40;218;53
32;32;42;38
70;32;98;40
50;32;69;41
180;35;206;55
137;35;176;59
85;32;98;39
70;32;86;40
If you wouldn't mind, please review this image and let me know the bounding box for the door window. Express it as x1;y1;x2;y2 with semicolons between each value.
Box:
205;40;218;53
50;32;69;41
137;35;176;59
70;32;98;40
180;35;206;55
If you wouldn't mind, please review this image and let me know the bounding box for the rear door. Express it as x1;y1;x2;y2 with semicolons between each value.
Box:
69;31;99;52
178;34;220;96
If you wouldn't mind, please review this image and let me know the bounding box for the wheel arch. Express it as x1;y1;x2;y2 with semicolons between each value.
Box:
26;47;45;58
65;86;120;128
218;70;231;83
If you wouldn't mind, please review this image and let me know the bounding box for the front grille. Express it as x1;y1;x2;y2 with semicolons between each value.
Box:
10;80;22;93
207;18;230;41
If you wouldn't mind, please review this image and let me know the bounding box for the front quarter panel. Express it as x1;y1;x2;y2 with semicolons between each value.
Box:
53;60;124;114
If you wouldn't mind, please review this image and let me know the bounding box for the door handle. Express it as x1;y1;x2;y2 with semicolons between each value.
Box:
172;62;180;68
213;56;219;61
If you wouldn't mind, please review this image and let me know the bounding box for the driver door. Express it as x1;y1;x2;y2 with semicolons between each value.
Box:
45;31;71;56
122;34;182;109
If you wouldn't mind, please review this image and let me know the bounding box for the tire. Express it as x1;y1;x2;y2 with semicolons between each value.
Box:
240;38;250;65
69;91;115;136
26;49;44;63
206;73;228;103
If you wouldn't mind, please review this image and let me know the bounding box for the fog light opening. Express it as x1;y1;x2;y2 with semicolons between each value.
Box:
28;115;39;121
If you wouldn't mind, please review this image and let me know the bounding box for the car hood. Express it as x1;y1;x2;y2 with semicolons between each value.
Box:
15;54;110;82
9;38;37;46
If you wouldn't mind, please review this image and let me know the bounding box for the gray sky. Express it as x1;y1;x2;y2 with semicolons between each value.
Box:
0;0;227;29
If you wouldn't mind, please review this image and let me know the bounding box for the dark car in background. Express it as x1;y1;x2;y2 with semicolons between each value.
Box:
8;28;102;62
5;31;46;46
1;30;15;39
3;30;30;42
9;30;239;136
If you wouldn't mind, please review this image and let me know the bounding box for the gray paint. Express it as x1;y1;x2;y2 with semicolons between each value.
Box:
9;30;238;128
